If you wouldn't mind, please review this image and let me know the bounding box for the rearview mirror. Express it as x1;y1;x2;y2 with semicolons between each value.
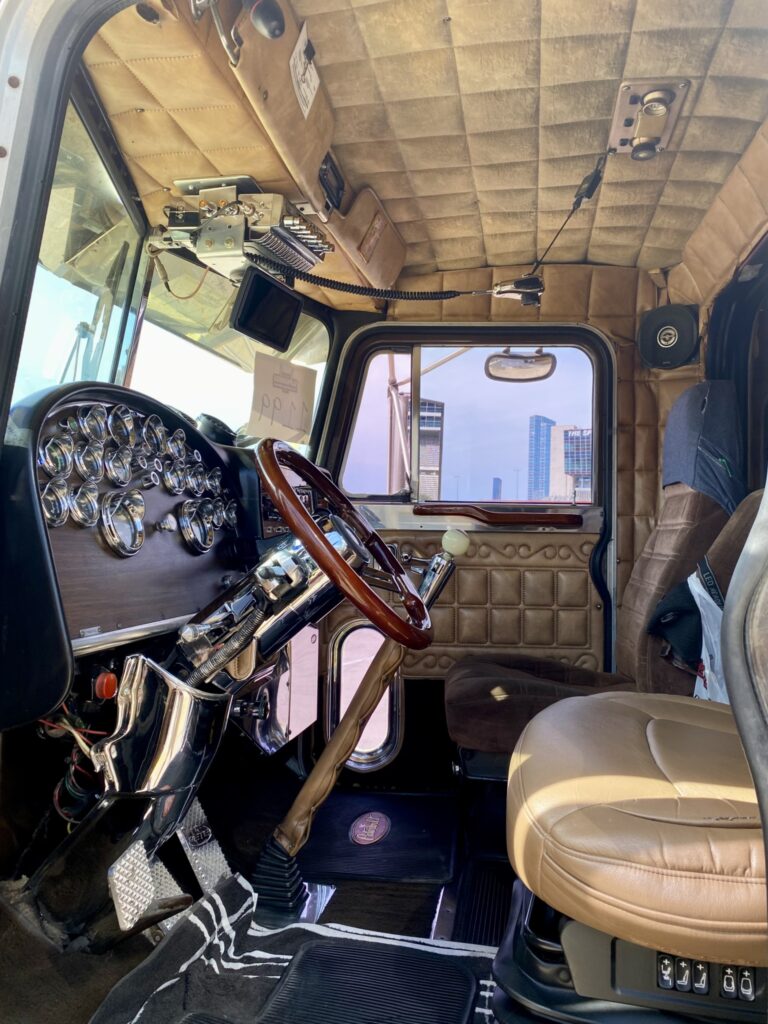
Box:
484;349;557;383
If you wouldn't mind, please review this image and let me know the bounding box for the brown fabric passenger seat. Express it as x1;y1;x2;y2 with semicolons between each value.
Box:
445;382;749;754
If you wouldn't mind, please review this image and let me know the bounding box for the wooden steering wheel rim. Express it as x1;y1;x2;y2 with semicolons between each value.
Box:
254;439;432;650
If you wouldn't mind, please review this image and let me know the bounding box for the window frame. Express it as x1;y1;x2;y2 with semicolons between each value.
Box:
333;327;604;509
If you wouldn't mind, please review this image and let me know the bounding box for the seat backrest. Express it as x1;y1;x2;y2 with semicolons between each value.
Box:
616;381;746;692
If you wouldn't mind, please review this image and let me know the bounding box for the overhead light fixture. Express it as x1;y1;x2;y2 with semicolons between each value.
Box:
608;79;689;160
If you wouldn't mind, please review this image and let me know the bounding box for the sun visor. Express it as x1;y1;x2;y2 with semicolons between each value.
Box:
662;381;746;514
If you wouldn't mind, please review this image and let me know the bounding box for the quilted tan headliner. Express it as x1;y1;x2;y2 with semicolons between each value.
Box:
294;0;768;273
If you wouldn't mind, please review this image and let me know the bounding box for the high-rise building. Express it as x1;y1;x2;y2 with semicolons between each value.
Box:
492;476;502;500
563;427;592;501
417;398;444;500
528;415;555;499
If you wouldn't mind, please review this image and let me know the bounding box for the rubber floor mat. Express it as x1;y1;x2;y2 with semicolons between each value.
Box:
258;938;476;1024
298;791;457;884
453;857;515;946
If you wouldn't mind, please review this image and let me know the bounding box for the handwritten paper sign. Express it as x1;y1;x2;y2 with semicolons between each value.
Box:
248;351;317;444
289;23;320;120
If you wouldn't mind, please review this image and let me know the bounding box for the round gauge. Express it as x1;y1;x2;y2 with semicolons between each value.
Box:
167;428;187;460
142;414;167;455
74;440;105;483
224;499;238;530
212;497;225;529
41;476;71;527
186;461;206;497
162;458;186;495
77;404;109;443
206;467;222;496
38;433;74;478
108;404;137;447
104;444;133;487
101;489;145;557
178;498;215;554
69;482;100;527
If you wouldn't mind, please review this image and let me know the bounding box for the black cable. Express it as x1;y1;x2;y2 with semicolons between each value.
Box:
250;255;470;301
531;206;579;275
530;152;608;275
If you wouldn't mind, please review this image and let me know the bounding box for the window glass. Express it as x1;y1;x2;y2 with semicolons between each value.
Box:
343;344;594;503
128;251;329;445
11;105;142;405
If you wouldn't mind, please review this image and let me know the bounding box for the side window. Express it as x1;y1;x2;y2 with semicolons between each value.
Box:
342;344;595;504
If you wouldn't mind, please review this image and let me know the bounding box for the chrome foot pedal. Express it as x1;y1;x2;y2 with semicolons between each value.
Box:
108;840;190;932
176;798;231;892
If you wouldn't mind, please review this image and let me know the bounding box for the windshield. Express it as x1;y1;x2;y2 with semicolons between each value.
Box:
11;104;142;406
128;251;329;443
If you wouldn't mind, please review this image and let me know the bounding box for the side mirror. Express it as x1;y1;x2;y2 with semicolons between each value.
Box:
484;349;557;383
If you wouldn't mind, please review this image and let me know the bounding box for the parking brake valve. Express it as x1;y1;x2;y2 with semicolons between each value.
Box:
418;529;470;609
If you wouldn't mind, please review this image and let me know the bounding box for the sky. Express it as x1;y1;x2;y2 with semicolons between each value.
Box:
343;345;593;501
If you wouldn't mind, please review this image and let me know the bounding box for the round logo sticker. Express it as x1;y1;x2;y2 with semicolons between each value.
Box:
349;811;391;846
657;325;679;349
187;823;213;849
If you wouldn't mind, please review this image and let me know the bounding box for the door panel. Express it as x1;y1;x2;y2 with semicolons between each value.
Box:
323;528;604;679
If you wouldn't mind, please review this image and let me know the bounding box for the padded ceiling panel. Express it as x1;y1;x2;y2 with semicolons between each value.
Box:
293;0;768;273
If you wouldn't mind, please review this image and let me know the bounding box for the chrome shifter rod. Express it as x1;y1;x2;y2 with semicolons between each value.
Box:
418;528;471;609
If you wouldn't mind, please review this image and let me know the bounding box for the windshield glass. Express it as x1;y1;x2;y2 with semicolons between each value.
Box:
128;251;329;443
11;104;142;406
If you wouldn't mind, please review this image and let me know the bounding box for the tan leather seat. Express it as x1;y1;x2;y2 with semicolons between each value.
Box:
507;691;767;966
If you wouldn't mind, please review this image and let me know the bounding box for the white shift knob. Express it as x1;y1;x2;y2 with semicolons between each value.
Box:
442;528;470;557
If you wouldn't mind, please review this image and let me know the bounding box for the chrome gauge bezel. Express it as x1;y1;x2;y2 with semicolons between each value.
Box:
167;428;187;460
108;404;137;447
224;499;238;530
38;433;74;478
104;444;133;487
178;498;215;554
77;403;109;443
212;497;225;529
162;458;187;495
142;414;167;455
74;440;105;483
70;482;100;527
41;476;71;527
101;488;146;557
206;467;222;496
185;461;206;497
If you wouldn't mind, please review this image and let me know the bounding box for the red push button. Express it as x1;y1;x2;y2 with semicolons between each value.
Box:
94;671;118;700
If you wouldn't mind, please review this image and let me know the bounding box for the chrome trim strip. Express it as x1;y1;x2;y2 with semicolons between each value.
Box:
325;618;404;773
71;614;191;655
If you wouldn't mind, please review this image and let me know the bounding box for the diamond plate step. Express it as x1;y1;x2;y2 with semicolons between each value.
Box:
176;798;231;892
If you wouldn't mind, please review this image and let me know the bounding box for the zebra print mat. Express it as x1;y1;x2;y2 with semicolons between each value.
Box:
90;875;497;1024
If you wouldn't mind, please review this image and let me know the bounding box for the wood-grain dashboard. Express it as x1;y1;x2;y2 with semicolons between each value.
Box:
35;387;254;649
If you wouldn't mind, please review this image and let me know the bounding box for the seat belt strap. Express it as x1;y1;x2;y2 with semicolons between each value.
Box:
697;555;725;610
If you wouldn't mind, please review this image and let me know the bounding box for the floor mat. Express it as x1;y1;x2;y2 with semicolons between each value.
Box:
297;791;457;884
258;939;476;1024
453;857;515;946
90;875;496;1024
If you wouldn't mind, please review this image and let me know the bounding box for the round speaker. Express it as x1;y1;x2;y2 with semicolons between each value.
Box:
637;305;699;369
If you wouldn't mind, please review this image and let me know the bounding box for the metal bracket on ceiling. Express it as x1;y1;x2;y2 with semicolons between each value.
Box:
607;79;690;161
189;0;241;66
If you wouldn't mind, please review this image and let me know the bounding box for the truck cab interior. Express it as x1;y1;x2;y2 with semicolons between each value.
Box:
1;2;767;1022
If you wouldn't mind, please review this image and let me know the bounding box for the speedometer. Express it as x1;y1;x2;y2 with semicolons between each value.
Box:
101;489;145;557
38;433;74;478
108;404;137;447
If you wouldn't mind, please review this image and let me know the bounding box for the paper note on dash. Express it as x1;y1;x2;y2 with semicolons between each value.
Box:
248;351;316;444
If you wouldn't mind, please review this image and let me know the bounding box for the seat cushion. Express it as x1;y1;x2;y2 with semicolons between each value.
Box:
508;692;767;965
444;655;632;753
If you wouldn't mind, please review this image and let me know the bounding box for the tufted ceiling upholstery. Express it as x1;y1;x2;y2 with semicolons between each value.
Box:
292;0;768;274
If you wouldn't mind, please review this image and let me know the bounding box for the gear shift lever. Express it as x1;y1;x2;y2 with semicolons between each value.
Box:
419;528;470;608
